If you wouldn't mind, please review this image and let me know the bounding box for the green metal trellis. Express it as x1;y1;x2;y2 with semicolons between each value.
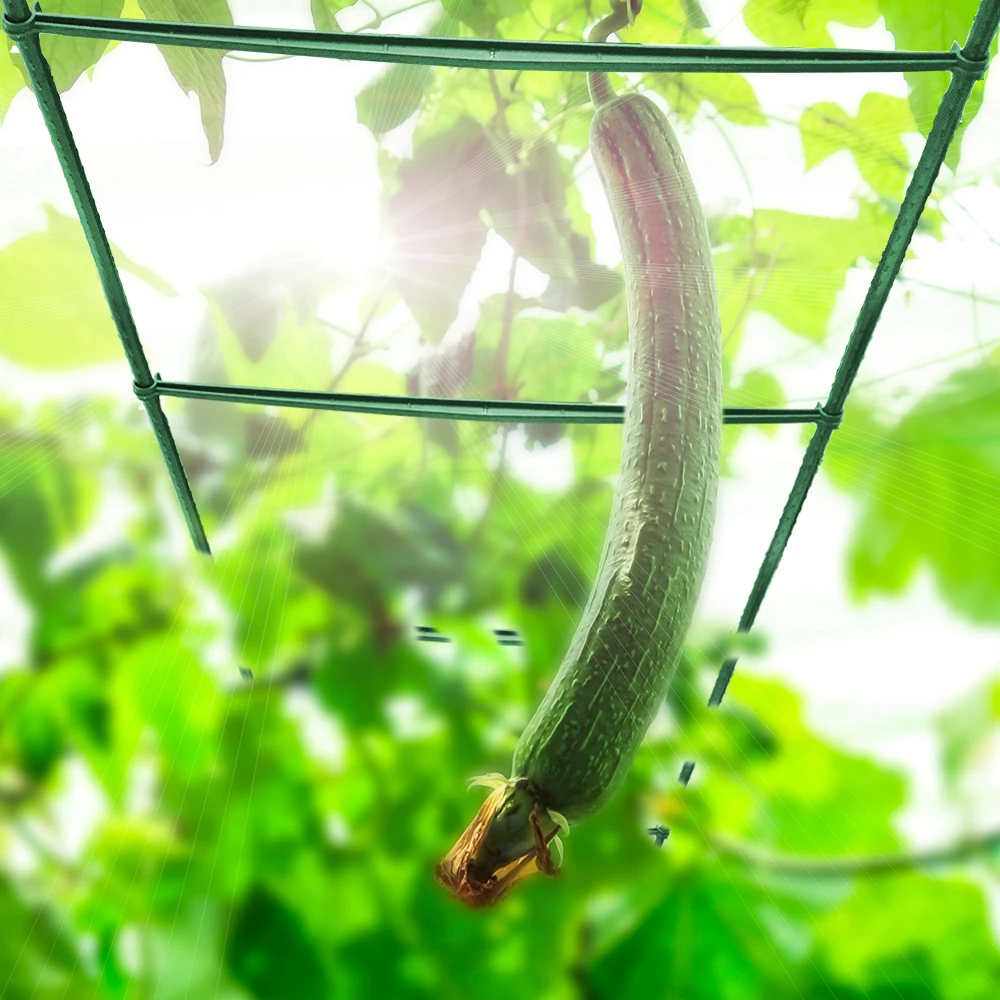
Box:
3;0;998;713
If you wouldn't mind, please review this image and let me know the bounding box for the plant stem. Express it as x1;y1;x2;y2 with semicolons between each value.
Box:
708;827;1000;877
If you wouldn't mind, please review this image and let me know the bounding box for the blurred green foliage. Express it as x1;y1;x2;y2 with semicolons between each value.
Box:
2;0;1000;998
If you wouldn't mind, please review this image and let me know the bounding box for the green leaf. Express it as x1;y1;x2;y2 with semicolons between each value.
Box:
115;248;180;298
297;494;466;609
713;202;893;347
484;141;584;281
8;0;125;95
111;635;222;784
0;45;25;123
830;363;1000;625
309;0;352;32
936;676;1000;792
589;870;799;1000
726;369;785;437
211;298;333;428
879;0;997;173
819;394;888;492
144;900;250;1000
202;255;342;363
0;204;173;369
721;676;907;854
655;70;767;126
441;0;528;33
212;527;297;668
801;93;918;200
227;886;328;1000
137;0;233;164
621;1;766;124
0;884;96;998
386;118;494;343
484;139;622;309
412;67;498;145
681;0;710;29
470;294;625;405
0;418;97;603
521;546;589;606
817;876;1000;1000
743;0;880;47
356;62;435;136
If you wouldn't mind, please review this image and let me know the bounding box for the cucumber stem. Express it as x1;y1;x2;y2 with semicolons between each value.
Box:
588;0;641;108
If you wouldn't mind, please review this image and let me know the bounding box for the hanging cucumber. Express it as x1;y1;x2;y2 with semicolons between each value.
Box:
436;0;722;907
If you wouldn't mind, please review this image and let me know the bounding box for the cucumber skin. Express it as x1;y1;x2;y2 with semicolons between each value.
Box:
511;91;723;822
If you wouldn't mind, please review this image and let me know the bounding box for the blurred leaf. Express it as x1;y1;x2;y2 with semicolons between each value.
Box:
725;368;785;439
0;204;175;369
879;0;998;173
471;294;624;404
357;63;435;137
9;657;106;781
0;46;26;123
801;93;917;200
817;875;1000;1000
309;0;352;31
0;424;98;605
828;364;1000;625
441;0;528;33
298;494;466;618
714;202;893;346
0;884;95;997
622;1;766;124
414;328;476;398
681;0;710;28
717;675;907;854
211;299;333;427
521;545;589;606
589;869;799;1000
936;675;1000;792
138;0;233;164
819;394;887;492
203;256;343;363
413;67;498;144
485;140;621;306
109;635;222;790
227;886;328;1000
387;118;495;343
146;899;250;1000
743;0;880;47
212;525;297;667
655;69;767;125
8;674;66;779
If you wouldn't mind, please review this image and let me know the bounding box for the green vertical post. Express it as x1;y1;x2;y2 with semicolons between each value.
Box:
709;0;999;707
1;0;210;554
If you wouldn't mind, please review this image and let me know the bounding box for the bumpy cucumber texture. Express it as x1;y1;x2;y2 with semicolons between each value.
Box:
437;0;722;906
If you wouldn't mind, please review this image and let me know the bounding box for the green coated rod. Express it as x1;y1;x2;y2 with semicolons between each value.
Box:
709;0;1000;709
149;378;834;427
1;0;210;555
9;6;983;75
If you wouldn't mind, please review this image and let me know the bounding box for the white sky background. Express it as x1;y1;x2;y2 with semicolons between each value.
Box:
1;0;1000;868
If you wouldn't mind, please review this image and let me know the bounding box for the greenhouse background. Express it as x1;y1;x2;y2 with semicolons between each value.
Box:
1;0;1000;996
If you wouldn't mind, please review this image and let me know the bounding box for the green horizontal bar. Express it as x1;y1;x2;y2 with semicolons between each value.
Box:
708;0;1000;709
146;378;834;426
3;7;984;75
1;0;211;556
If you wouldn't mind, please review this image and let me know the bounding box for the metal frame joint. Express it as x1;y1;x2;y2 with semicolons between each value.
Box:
951;39;991;78
1;0;41;40
132;376;161;403
816;404;844;429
